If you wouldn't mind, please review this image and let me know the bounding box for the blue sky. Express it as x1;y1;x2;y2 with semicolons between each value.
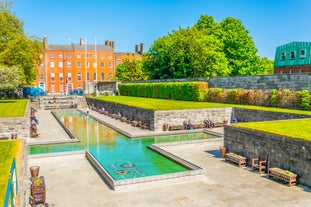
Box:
12;0;311;59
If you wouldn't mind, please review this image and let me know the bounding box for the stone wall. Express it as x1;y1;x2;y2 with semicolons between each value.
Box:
224;126;311;187
86;98;232;131
209;74;311;91
232;108;311;122
0;101;30;139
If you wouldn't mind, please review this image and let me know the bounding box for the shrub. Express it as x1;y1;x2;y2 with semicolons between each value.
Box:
297;90;310;110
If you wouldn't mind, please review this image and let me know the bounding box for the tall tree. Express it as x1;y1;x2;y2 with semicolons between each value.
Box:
144;27;230;79
0;1;42;85
116;59;147;81
219;17;261;75
260;57;274;74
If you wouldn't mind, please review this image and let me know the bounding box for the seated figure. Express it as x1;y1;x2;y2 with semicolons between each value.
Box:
204;118;214;128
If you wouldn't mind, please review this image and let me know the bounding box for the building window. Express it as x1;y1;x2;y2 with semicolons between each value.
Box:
300;69;304;73
86;54;89;58
300;50;306;58
60;84;64;92
87;72;90;81
93;62;97;68
60;73;64;82
77;54;81;58
290;51;295;59
58;61;63;68
86;62;90;68
93;54;97;58
290;69;294;74
58;54;63;58
101;73;104;80
67;54;71;58
39;53;44;58
50;54;54;58
108;62;112;68
67;73;72;81
51;84;55;93
108;73;112;79
280;52;285;61
93;73;97;81
51;72;55;82
39;62;44;68
280;70;283;74
40;73;44;80
77;72;82;81
67;62;71;68
50;61;55;68
100;62;105;68
108;55;112;59
77;62;81;68
100;54;105;59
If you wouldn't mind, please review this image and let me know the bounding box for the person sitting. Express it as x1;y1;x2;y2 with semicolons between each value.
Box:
115;112;121;120
99;107;105;114
187;119;194;130
204;118;214;128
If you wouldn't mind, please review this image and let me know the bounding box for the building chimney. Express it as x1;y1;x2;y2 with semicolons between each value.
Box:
140;43;145;55
135;45;140;53
43;36;48;48
105;40;111;46
111;41;115;49
80;38;85;46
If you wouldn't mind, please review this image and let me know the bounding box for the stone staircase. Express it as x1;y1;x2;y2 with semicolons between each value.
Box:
77;96;88;108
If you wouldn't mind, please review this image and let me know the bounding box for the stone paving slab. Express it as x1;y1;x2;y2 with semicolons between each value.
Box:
27;141;311;207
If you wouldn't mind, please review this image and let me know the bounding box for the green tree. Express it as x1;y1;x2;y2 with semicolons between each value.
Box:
116;59;147;81
0;1;43;85
219;17;262;76
0;65;23;97
144;27;230;79
260;57;274;74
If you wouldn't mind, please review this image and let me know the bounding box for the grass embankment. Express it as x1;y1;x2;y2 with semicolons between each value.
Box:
0;99;28;118
93;96;311;116
236;119;311;141
0;140;24;206
92;96;311;141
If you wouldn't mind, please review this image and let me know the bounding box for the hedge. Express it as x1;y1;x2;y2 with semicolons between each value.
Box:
118;82;208;101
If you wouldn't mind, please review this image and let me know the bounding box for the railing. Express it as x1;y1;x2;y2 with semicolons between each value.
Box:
4;158;18;207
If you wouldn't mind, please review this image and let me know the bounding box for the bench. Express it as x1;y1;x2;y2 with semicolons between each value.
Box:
213;122;225;127
192;123;204;129
168;125;185;131
225;153;247;167
268;167;297;187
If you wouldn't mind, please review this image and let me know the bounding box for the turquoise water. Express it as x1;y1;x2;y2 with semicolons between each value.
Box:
29;110;217;180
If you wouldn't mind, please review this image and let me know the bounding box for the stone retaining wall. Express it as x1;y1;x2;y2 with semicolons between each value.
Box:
224;126;311;187
0;101;30;139
232;108;311;122
209;74;311;91
86;98;232;131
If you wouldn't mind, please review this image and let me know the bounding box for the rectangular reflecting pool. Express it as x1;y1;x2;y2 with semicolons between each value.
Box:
29;109;220;190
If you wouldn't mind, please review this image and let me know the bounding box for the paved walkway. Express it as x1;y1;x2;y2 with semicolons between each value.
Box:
27;108;311;207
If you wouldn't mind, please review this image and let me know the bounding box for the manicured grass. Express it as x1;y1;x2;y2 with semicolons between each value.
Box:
235;119;311;141
0;99;28;118
92;96;311;115
0;140;24;206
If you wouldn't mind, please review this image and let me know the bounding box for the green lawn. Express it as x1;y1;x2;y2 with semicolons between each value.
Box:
0;99;28;118
0;140;24;206
235;119;311;141
92;96;311;115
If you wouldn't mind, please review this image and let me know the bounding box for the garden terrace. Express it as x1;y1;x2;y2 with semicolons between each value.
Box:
224;119;311;187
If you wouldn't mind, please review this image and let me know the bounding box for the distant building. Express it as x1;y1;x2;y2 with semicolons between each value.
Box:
35;36;143;94
274;41;311;74
114;43;144;68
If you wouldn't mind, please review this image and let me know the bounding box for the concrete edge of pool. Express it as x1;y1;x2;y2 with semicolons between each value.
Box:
86;149;205;191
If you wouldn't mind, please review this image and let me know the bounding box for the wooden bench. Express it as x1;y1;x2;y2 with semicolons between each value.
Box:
225;153;247;167
168;125;185;131
268;167;297;187
252;155;268;174
192;123;204;129
213;122;225;127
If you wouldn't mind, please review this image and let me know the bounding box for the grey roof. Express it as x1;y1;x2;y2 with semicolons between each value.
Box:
45;45;73;51
45;44;113;51
72;43;113;51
